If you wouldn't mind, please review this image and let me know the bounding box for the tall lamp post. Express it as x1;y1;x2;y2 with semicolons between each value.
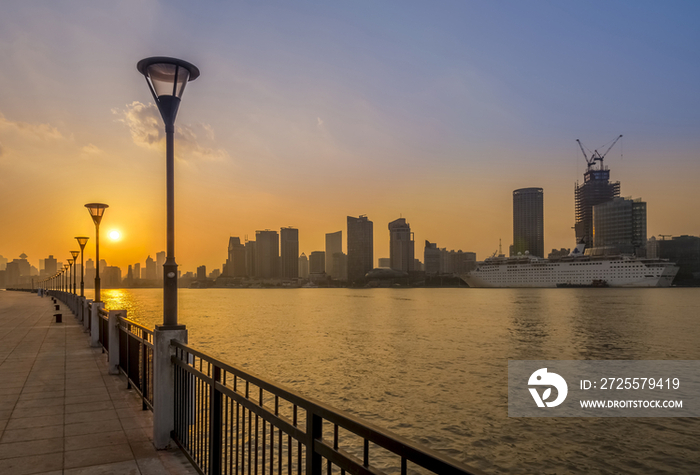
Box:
137;57;200;329
137;56;199;450
70;251;80;294
67;257;74;295
75;237;89;297
63;265;69;292
85;204;108;302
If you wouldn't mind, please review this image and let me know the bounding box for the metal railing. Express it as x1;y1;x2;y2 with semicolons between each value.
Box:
171;341;483;475
47;290;153;410
118;316;154;410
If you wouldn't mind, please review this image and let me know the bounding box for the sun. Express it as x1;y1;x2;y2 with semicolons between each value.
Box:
109;230;121;241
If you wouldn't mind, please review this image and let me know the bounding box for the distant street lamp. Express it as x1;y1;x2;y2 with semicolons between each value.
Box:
137;56;200;328
75;237;89;297
63;264;69;292
67;257;74;295
85;204;108;302
70;251;80;294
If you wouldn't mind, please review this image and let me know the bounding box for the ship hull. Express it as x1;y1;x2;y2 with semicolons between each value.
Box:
460;257;678;288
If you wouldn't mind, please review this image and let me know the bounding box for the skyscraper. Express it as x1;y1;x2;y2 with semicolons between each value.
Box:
156;251;165;281
298;253;309;279
44;255;58;276
255;230;279;278
145;255;156;280
347;215;373;282
280;227;299;279
309;251;326;274
325;231;342;276
225;237;247;277
575;164;620;247
513;187;544;258
592;197;647;256
388;218;415;271
245;240;257;277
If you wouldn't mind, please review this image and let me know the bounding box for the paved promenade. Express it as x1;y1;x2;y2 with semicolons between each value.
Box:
0;290;197;475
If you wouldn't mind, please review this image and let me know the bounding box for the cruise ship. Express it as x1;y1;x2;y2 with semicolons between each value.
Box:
460;243;679;288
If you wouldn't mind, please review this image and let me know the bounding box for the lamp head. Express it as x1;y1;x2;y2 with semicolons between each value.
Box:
137;56;200;126
75;236;89;250
85;203;109;226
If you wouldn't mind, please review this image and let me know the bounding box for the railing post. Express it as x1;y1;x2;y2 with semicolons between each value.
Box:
306;410;323;475
153;326;188;449
83;299;92;331
209;365;223;474
90;302;103;348
108;310;122;375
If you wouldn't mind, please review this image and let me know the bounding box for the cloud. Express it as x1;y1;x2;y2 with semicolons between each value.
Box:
81;143;102;157
0;112;65;141
114;102;229;162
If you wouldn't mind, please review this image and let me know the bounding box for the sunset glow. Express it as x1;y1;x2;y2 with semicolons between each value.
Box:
0;2;698;274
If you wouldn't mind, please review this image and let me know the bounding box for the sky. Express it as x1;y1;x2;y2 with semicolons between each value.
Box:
1;0;699;273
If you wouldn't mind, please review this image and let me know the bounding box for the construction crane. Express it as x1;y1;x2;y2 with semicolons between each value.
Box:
576;134;623;171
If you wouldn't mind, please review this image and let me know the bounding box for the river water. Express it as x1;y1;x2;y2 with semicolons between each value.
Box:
96;288;700;474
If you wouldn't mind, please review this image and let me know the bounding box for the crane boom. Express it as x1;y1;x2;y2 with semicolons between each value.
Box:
599;134;623;160
577;135;622;171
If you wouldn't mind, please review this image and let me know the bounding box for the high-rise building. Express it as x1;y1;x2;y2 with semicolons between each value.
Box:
575;164;620;246
592;197;647;256
44;255;58;277
245;240;257;277
298;253;309;279
133;263;141;281
424;241;441;275
255;230;279;278
325;231;342;276
0;255;7;271
388;218;415;271
657;235;700;284
104;266;122;288
156;251;165;281
378;258;391;268
331;252;347;280
197;265;207;280
280;227;299;279
85;259;96;287
513;187;544;258
309;251;326;274
145;255;156;280
225;237;247;277
347;215;373;282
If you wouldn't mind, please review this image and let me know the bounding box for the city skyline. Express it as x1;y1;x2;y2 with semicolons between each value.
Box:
1;2;699;273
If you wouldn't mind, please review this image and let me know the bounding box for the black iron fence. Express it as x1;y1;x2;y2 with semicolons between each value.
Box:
118;316;154;410
171;341;483;475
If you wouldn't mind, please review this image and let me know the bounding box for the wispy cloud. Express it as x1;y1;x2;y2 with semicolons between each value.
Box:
0;112;65;141
114;102;229;162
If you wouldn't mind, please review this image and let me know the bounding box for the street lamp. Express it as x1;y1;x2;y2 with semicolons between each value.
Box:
67;257;74;295
137;57;199;328
75;237;89;297
85;203;108;302
63;264;69;292
70;251;80;294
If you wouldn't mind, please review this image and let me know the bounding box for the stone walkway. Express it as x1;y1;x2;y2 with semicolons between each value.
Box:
0;290;198;475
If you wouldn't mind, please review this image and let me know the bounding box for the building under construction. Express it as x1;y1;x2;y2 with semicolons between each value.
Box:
574;136;622;246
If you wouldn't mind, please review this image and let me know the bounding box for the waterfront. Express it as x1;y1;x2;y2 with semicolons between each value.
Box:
92;287;700;473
